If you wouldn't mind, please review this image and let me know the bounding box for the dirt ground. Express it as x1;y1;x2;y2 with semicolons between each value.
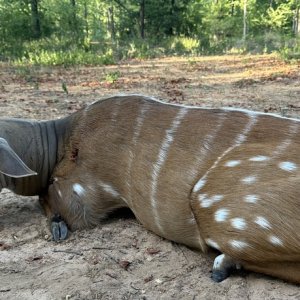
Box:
1;54;300;300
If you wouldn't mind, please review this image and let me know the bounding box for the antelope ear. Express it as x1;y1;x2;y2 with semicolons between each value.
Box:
0;137;37;178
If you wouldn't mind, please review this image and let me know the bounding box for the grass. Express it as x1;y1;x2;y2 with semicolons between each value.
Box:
14;49;115;67
3;35;300;67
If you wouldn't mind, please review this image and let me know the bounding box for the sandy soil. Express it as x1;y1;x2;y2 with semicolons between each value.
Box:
1;54;300;300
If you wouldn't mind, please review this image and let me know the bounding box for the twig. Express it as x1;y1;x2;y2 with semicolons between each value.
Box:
173;243;189;263
130;283;141;290
103;252;118;263
105;272;118;280
161;275;178;283
92;246;113;250
53;249;83;256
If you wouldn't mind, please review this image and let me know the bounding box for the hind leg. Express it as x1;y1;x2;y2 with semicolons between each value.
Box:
242;261;300;284
211;253;300;284
212;253;241;282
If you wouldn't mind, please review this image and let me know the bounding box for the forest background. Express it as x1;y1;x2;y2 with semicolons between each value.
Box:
0;0;300;66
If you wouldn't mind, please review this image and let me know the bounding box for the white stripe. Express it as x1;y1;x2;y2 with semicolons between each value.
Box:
99;180;120;198
272;123;299;157
150;108;188;230
191;114;226;191
127;104;149;204
193;114;257;193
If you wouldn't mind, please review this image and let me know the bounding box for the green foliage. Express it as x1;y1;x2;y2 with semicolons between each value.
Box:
168;37;201;55
0;0;299;65
279;39;300;60
15;49;114;67
104;71;121;84
61;81;68;94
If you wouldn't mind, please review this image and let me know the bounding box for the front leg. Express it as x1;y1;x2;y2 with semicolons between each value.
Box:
51;214;68;241
39;195;69;241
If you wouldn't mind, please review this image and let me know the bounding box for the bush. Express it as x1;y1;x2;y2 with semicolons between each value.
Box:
15;49;114;66
279;45;300;61
167;37;201;55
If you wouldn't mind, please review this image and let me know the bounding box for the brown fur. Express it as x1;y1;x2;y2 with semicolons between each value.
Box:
32;95;300;283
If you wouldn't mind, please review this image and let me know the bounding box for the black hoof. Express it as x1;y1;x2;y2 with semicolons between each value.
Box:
211;269;230;282
51;215;68;241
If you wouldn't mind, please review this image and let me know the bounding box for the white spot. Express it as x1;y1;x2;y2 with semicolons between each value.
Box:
199;194;224;208
224;160;241;167
269;235;283;246
213;254;225;269
244;194;259;203
254;216;272;229
215;208;230;222
206;239;221;251
229;240;249;249
200;197;213;208
279;161;297;172
231;218;247;230
241;175;256;184
212;195;224;202
57;190;62;198
99;180;120;198
249;155;269;162
73;183;85;196
193;178;207;193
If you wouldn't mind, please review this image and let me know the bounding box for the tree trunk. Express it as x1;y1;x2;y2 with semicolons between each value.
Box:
166;0;175;35
243;0;247;41
295;0;300;36
231;0;235;17
30;0;41;39
140;0;145;39
84;1;89;38
108;6;115;41
70;0;78;38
